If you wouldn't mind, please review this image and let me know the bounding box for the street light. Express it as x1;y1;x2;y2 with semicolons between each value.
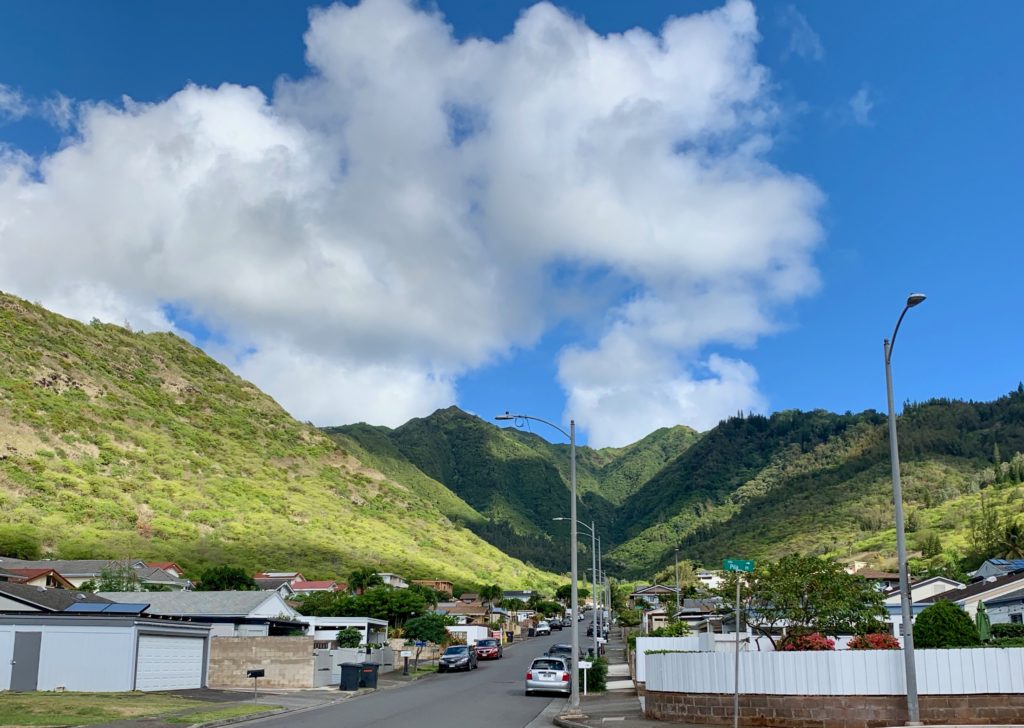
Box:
885;293;926;726
555;517;600;659
498;412;582;715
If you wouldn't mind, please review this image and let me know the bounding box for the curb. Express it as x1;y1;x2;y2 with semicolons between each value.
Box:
552;716;589;728
189;707;288;727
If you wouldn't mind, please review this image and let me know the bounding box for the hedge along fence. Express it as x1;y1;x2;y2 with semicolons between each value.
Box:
645;648;1024;696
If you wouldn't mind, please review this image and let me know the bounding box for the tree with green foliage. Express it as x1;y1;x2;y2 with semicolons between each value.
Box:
717;555;886;648
913;599;981;648
0;525;42;560
998;520;1024;559
349;567;383;595
403;613;457;669
479;583;503;617
408;583;443;609
81;561;141;592
336;627;362;648
197;565;258;591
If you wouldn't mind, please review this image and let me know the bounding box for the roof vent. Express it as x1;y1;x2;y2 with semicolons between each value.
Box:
986;576;998;583
36;585;47;592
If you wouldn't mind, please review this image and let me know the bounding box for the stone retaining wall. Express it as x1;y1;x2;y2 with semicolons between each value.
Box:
208;636;315;688
644;691;1024;728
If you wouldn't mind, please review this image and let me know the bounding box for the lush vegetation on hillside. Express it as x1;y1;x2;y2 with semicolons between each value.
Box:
0;292;559;589
334;390;1024;581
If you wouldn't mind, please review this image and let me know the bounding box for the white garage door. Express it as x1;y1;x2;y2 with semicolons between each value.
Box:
135;634;205;691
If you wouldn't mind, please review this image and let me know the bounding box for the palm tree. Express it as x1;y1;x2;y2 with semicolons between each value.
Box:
999;521;1024;559
479;584;503;622
349;567;383;595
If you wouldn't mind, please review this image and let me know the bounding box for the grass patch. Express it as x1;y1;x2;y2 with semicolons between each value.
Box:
166;704;281;724
0;692;207;726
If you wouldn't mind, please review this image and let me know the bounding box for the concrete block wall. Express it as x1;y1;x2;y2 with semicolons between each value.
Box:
644;691;1024;727
208;636;315;689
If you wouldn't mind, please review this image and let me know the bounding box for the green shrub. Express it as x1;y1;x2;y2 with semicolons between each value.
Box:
992;623;1024;639
580;656;608;692
0;525;42;559
991;637;1024;647
337;628;362;648
914;600;981;648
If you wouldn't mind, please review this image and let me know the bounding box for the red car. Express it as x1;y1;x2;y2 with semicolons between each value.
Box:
474;638;503;660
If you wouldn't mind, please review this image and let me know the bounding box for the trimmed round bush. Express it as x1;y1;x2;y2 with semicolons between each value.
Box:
780;632;835;651
848;633;900;650
913;600;980;648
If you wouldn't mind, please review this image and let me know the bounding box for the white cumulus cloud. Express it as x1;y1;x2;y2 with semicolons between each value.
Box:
0;0;824;443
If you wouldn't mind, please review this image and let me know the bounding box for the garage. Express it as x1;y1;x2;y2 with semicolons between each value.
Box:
135;633;206;691
0;613;211;692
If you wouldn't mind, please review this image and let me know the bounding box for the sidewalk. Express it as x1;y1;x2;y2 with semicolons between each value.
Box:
553;630;669;728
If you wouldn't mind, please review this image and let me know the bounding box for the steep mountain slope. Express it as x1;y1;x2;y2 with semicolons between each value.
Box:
609;394;1024;576
0;292;559;588
337;393;1024;581
331;408;699;572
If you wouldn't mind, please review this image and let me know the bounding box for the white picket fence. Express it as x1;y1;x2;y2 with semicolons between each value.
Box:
645;648;1024;695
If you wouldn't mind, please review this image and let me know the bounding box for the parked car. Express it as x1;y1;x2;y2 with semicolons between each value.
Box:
545;643;582;662
475;638;503;660
438;644;478;672
550;619;563;631
535;620;552;636
561;617;572;627
525;656;572;696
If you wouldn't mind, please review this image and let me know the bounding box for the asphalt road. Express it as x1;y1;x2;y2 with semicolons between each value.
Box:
249;626;584;728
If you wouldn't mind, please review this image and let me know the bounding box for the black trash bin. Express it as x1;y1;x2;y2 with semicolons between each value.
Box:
360;663;380;689
528;627;536;637
506;631;514;643
339;663;362;691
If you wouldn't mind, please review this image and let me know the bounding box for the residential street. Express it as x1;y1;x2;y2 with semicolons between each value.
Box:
247;628;578;728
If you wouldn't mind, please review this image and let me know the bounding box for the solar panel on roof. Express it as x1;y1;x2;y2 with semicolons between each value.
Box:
65;603;109;613
104;603;148;614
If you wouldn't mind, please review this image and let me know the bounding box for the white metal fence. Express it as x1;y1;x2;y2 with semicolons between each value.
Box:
645;649;1024;695
634;636;702;682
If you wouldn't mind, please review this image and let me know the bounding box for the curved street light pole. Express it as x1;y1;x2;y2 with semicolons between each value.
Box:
498;412;581;714
885;293;926;726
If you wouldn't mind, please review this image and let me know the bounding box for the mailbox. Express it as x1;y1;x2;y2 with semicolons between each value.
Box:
246;669;265;679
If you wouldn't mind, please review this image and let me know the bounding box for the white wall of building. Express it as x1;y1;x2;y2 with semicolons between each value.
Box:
0;623;136;691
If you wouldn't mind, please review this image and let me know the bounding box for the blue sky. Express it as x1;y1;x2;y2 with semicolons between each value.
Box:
0;1;1020;446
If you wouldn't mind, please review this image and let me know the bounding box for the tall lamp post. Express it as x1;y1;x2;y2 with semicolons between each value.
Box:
497;412;582;715
555;517;599;659
885;293;926;726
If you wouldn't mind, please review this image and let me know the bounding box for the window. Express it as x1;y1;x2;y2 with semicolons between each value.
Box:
1011;613;1022;624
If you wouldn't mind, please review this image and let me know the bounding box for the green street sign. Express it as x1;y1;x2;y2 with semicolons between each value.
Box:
723;558;755;573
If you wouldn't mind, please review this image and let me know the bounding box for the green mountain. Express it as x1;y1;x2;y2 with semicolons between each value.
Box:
329;409;699;573
0;292;560;589
332;392;1024;581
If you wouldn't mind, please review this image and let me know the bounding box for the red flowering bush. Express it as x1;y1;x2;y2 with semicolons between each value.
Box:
779;632;835;651
848;633;900;650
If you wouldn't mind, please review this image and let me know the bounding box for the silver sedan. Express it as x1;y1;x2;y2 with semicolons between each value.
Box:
524;656;572;696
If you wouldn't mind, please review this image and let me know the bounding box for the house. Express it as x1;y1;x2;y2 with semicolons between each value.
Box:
1;568;76;590
628;584;679;609
503;590;533;603
376;573;408;589
643;607;670;633
290;580;342;595
303;616;388;645
985;589;1024;624
100;590;306;637
146;562;186;579
973;559;1024;580
696;571;723;592
883;576;964;637
917;570;1024;618
458;592;481;605
255;579;296;598
673;597;722;628
0;558;192;590
854;569;904;592
435;600;488;625
0;583;113;612
1;612;211;691
412;579;454;596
